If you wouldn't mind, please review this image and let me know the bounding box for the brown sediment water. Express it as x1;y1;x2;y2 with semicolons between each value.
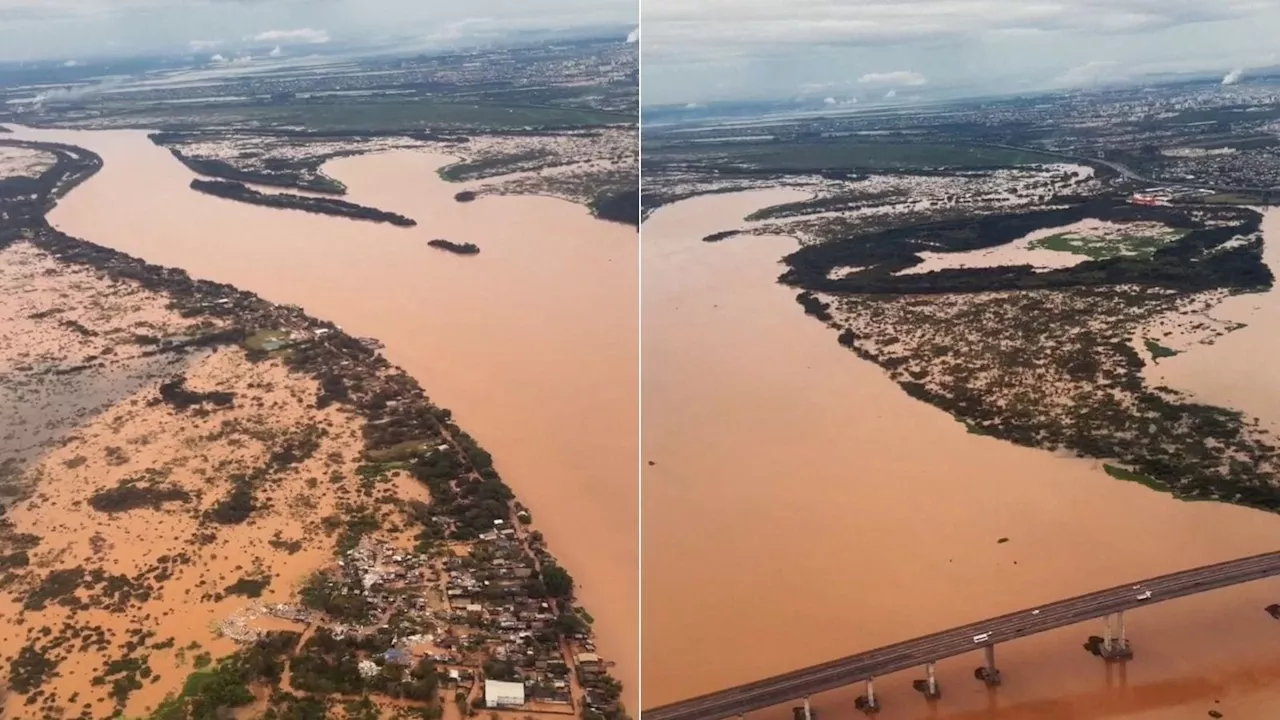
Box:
5;126;638;709
1145;210;1280;436
642;190;1280;719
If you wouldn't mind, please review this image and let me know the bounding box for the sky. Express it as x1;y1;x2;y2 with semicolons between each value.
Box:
642;0;1280;105
0;0;636;62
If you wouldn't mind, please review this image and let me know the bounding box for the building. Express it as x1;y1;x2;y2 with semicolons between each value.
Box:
484;679;526;709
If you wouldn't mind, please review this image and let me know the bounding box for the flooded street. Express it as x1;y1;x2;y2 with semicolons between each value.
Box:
5;126;638;709
642;190;1280;719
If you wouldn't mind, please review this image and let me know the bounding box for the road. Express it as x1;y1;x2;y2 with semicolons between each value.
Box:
644;550;1280;720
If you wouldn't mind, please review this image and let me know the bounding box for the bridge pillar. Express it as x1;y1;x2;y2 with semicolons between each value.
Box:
1100;613;1133;661
924;662;941;700
976;644;1002;686
803;697;812;720
855;679;880;714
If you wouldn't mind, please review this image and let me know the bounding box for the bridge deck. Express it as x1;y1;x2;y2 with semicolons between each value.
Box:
644;550;1280;720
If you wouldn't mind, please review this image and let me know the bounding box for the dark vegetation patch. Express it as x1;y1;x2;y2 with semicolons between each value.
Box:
454;190;477;202
289;627;440;700
427;239;480;255
782;201;1270;296
156;141;346;194
224;576;271;598
439;151;550;182
8;642;62;693
23;567;86;610
589;188;639;227
157;374;235;410
88;473;193;513
190;179;416;227
1144;338;1179;360
207;472;259;525
702;230;740;243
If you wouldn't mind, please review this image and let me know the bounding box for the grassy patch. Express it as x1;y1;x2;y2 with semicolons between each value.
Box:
364;438;437;464
1031;230;1186;260
242;329;292;353
1103;463;1168;491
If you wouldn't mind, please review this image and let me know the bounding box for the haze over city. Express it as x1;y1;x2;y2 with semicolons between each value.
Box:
643;0;1280;105
0;0;637;61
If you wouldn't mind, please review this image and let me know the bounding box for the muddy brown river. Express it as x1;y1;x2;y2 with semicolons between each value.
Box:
6;126;638;710
642;190;1280;719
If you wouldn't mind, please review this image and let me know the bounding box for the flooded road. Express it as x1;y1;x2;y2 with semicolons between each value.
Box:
642;190;1280;719
6;126;638;709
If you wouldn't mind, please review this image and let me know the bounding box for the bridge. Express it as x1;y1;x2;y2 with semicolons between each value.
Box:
644;550;1280;720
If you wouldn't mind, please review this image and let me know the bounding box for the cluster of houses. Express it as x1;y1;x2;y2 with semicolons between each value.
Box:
293;524;619;716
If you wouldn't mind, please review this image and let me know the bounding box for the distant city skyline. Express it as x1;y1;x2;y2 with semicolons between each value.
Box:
0;0;636;62
643;0;1280;106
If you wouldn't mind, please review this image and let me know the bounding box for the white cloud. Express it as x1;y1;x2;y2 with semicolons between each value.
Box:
1223;67;1245;84
1054;60;1122;87
62;59;78;66
643;0;1280;103
884;89;897;98
209;53;226;63
823;96;837;104
0;1;636;61
858;70;927;86
252;28;330;44
188;39;222;51
626;26;638;43
268;45;283;57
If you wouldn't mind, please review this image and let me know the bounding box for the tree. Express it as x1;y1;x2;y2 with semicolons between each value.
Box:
541;564;574;599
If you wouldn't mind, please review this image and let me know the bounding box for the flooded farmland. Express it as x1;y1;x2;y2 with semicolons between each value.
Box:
641;189;1280;719
3;126;638;712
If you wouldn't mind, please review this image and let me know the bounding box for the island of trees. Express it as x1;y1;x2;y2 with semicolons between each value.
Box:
589;188;640;227
427;239;480;255
189;179;417;227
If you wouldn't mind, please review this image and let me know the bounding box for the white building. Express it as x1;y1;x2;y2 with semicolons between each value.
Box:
484;679;526;709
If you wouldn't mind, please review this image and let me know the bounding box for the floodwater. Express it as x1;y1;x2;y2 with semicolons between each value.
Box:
5;126;638;710
642;190;1280;719
1147;210;1280;437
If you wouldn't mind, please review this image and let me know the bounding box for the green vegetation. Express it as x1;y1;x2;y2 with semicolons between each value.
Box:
541;564;575;600
783;202;1270;296
1144;339;1179;361
81;98;630;133
190;179;417;227
657;139;1061;173
1103;464;1168;491
88;474;192;513
1030;229;1187;260
242;329;293;352
224;576;271;598
439;151;551;182
146;634;298;719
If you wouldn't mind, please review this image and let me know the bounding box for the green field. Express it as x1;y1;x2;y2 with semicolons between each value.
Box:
658;139;1061;171
1030;229;1187;260
64;96;633;132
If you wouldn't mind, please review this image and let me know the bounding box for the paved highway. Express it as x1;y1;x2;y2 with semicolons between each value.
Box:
645;551;1280;720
